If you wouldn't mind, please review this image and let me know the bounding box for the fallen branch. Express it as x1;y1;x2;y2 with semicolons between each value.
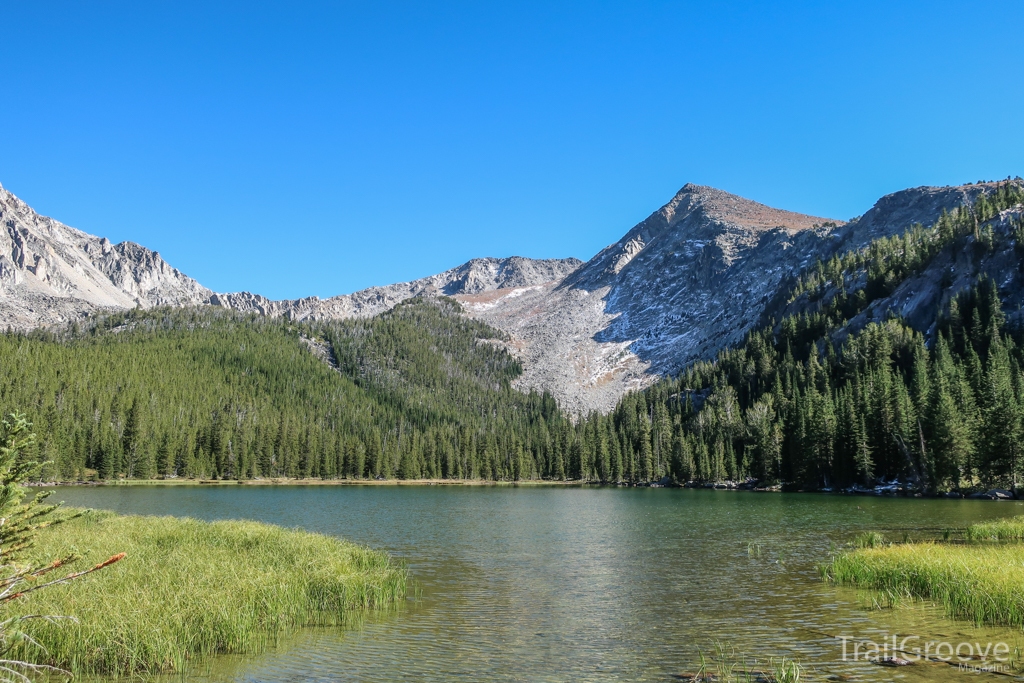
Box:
0;554;125;604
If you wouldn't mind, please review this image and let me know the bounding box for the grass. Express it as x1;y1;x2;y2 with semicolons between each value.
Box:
821;516;1024;628
682;642;802;682
851;531;886;548
965;515;1024;542
5;509;408;677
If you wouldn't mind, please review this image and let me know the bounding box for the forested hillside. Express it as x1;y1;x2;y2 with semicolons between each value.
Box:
597;180;1024;492
0;299;572;481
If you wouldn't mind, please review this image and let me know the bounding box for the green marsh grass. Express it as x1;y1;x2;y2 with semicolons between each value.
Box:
965;515;1024;542
822;516;1024;628
686;642;803;682
7;509;408;677
851;531;886;548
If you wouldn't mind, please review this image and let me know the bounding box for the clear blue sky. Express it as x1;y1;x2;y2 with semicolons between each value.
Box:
2;1;1021;300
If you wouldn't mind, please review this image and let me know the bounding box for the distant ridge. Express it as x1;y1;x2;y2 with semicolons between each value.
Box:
0;183;579;327
210;256;583;322
1;178;1016;413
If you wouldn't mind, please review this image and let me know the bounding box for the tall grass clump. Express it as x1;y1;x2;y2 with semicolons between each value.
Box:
8;510;407;676
822;542;1024;628
965;516;1024;542
682;642;803;682
852;531;886;548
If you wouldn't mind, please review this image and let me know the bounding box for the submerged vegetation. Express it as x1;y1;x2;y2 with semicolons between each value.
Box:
823;515;1024;629
9;510;407;676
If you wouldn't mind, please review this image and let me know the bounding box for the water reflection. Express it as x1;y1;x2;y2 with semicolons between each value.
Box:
51;486;1024;681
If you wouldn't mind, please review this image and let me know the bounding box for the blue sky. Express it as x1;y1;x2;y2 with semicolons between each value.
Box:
1;1;1021;300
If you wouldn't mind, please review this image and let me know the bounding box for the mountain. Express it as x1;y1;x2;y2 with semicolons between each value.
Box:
0;183;211;328
0;182;579;327
608;180;1024;492
461;182;1003;412
8;180;1022;489
2;178;1018;416
209;256;582;321
761;183;1018;340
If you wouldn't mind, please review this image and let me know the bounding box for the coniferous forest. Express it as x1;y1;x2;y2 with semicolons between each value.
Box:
2;182;1024;493
0;298;571;481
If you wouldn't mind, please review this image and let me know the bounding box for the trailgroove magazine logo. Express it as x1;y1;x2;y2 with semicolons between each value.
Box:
837;634;1013;670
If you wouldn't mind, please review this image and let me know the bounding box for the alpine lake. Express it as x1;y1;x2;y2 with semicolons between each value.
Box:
45;484;1024;682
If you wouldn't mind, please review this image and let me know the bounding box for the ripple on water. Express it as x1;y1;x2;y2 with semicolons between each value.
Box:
51;485;1024;682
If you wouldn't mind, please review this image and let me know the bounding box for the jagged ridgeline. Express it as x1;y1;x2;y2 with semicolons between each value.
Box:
614;180;1024;492
0;298;570;481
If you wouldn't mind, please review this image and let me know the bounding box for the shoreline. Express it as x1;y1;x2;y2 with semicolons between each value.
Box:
35;477;584;487
30;478;1020;500
35;477;607;488
16;508;407;677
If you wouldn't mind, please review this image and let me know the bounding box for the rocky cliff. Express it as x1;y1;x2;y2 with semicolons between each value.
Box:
0;183;211;328
459;182;1006;412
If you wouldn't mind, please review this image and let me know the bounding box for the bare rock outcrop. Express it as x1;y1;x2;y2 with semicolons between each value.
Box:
0;183;211;328
460;183;1003;413
210;256;583;322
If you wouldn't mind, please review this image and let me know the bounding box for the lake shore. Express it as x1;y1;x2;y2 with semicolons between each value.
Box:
32;477;1020;500
11;508;408;677
35;477;604;487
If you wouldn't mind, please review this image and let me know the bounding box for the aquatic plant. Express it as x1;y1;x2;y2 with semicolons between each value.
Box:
684;642;803;682
8;510;408;677
965;515;1024;542
852;531;886;548
822;541;1024;628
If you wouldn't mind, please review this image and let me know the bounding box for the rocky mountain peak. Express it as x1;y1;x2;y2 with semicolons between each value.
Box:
0;186;211;328
672;183;837;233
464;182;1004;413
564;184;838;291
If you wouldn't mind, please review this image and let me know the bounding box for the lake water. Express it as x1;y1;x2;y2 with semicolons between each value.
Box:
48;485;1024;682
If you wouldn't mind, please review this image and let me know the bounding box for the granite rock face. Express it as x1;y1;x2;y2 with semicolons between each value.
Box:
459;183;1004;412
0;183;211;328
